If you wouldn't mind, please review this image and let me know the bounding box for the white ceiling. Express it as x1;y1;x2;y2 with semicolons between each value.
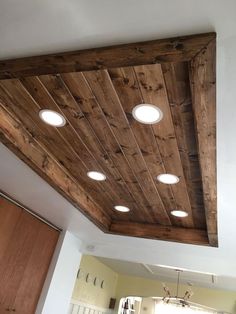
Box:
1;0;236;289
97;256;236;291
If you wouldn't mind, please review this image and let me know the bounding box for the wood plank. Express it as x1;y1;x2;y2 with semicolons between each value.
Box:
0;79;115;219
20;75;133;222
0;105;111;230
109;221;209;246
134;64;194;227
59;72;150;223
0;33;216;79
189;39;217;246
84;69;171;225
12;222;59;314
109;67;193;228
61;72;157;224
162;62;206;229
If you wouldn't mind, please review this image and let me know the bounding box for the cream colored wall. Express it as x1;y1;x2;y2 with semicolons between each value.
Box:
115;274;236;313
71;256;236;313
72;255;118;308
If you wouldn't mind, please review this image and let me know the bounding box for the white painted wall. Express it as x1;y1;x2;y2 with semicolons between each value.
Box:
36;231;82;314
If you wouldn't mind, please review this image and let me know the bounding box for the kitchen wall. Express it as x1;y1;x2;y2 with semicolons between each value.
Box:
115;274;236;313
71;256;236;313
72;255;118;309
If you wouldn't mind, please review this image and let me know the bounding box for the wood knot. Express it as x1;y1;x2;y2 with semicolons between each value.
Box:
173;42;184;50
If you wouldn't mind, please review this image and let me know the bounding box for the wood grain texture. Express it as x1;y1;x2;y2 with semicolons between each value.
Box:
0;33;217;246
0;197;22;261
0;105;111;230
12;222;59;314
0;211;42;309
134;64;195;226
162;62;206;229
189;39;217;246
109;221;209;245
109;67;183;226
84;69;171;225
0;79;116;219
0;195;59;314
60;72;152;223
0;33;216;79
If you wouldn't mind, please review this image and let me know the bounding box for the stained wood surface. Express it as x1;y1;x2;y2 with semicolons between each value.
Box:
0;195;59;314
110;221;209;245
0;105;111;229
162;62;206;229
0;197;22;262
0;32;216;79
0;33;217;246
189;39;217;246
12;222;59;314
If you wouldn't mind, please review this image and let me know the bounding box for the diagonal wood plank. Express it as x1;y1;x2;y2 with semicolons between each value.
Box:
134;64;194;227
108;67;188;227
0;80;115;218
21;75;140;222
60;72;157;224
84;69;171;225
0;105;111;229
162;62;206;229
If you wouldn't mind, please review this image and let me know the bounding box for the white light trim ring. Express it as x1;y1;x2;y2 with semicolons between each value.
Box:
114;205;130;212
132;104;163;124
39;109;66;127
87;171;106;181
157;173;180;185
171;210;188;218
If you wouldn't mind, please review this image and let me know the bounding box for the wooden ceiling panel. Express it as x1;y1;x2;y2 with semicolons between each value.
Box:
0;33;217;246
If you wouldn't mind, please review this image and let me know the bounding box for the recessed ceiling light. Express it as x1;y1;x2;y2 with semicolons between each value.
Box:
157;173;179;185
114;205;130;212
39;109;66;127
171;210;188;218
87;171;106;181
132;104;163;124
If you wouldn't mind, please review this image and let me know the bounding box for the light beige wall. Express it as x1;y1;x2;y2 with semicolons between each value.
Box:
72;255;118;308
71;256;236;313
115;274;236;313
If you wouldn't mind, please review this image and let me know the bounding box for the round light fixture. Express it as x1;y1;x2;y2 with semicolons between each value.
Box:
157;173;179;185
132;104;163;124
39;109;66;127
171;210;188;218
114;205;130;212
87;171;106;181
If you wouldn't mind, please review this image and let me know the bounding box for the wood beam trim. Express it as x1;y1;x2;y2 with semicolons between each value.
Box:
189;38;217;247
0;105;111;230
109;221;209;246
161;62;207;229
0;33;216;79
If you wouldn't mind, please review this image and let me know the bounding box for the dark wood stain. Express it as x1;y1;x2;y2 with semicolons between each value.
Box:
0;33;217;246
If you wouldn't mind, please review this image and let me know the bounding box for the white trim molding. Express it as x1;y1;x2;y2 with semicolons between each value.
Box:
68;300;114;314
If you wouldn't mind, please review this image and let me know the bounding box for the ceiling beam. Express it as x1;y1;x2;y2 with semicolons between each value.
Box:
109;221;209;246
0;32;216;79
189;38;217;247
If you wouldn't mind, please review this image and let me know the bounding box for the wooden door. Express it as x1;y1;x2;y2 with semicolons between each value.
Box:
0;196;59;314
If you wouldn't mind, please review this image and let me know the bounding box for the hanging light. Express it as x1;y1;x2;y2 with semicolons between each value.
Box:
161;269;193;306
